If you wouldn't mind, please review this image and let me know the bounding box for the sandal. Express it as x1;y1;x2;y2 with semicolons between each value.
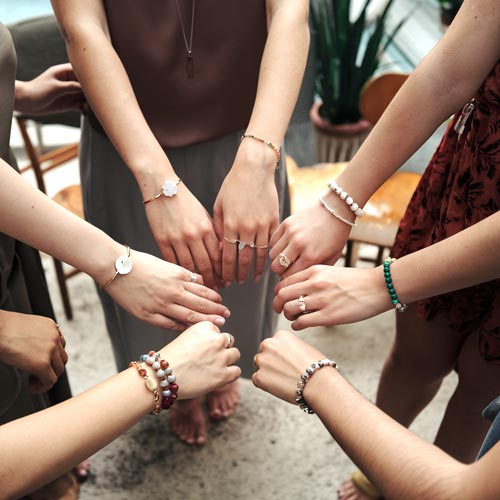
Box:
350;469;383;499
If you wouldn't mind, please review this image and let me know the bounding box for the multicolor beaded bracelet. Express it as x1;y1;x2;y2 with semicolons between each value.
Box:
140;351;179;411
296;359;339;414
129;360;162;416
383;257;407;312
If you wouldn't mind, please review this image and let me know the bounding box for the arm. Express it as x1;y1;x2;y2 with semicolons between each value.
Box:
213;0;310;284
0;159;229;330
252;330;500;500
0;311;67;393
274;209;500;329
14;63;85;115
270;0;500;278
0;322;240;500
50;0;222;287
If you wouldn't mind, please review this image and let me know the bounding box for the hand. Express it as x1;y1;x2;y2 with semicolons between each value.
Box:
273;265;390;330
269;198;352;279
252;330;327;405
14;63;86;115
0;311;68;393
144;186;222;289
213;140;279;285
159;321;241;400
105;250;230;331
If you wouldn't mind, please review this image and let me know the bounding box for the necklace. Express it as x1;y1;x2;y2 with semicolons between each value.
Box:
175;0;196;78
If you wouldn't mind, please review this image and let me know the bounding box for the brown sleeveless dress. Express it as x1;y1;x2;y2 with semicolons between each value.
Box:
392;60;500;364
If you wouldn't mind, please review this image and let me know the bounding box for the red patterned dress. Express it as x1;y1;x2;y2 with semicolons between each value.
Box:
392;61;500;364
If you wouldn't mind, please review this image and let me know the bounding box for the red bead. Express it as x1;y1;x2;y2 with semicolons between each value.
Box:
138;368;147;376
169;383;178;392
148;350;155;357
170;393;177;400
160;360;169;369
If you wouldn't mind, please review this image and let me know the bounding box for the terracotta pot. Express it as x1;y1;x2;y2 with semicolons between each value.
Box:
310;101;371;162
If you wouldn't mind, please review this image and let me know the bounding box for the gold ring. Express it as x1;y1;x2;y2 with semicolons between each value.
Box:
278;253;293;269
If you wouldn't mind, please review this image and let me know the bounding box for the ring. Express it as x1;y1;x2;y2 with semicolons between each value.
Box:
224;237;268;251
278;253;293;269
190;272;197;283
297;295;307;314
221;332;233;348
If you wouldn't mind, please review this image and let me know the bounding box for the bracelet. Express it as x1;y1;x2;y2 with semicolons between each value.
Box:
99;244;133;290
139;351;179;410
143;178;182;204
241;133;281;169
327;180;364;217
383;257;407;312
318;196;357;227
296;359;339;414
129;361;162;416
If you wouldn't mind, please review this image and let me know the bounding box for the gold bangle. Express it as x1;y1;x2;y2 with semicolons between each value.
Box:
241;133;281;169
129;361;161;416
99;245;133;290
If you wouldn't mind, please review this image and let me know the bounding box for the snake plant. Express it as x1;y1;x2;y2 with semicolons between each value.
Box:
311;0;406;125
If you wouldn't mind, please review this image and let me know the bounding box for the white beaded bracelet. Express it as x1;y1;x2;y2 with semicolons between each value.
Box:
327;180;364;218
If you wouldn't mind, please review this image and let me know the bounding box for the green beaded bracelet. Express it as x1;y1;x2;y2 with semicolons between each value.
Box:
383;258;407;312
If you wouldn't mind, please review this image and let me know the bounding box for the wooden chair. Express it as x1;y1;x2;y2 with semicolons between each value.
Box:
287;72;421;267
17;116;83;320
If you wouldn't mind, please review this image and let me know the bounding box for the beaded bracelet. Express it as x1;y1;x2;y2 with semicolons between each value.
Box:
129;361;162;416
140;351;179;410
319;195;357;227
327;180;364;218
241;133;281;169
296;359;339;414
383;257;407;312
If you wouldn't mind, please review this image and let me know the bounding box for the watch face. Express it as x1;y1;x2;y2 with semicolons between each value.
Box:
162;180;178;197
115;254;133;275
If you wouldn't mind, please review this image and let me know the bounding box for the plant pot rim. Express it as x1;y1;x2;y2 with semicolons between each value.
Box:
310;101;371;136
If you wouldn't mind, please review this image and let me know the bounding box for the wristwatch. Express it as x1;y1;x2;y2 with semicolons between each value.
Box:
100;245;133;290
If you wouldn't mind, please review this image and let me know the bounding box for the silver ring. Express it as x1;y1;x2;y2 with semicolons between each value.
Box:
221;332;233;348
190;272;197;283
279;253;293;269
298;295;307;314
224;237;268;251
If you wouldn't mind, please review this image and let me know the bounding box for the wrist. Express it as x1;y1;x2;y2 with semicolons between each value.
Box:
235;136;279;174
13;81;30;113
89;240;132;288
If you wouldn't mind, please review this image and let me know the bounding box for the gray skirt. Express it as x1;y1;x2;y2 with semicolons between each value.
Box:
80;119;290;377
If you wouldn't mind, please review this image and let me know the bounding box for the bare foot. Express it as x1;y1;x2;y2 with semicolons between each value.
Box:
169;397;207;445
207;380;239;420
73;459;91;483
337;478;378;500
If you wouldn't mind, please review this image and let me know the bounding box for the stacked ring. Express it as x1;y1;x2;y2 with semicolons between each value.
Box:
223;237;268;251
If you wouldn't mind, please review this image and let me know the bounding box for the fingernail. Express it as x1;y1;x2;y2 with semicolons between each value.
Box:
255;274;262;283
215;317;226;326
238;280;244;285
224;281;232;288
223;309;231;318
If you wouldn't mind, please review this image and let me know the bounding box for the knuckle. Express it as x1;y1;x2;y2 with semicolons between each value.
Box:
185;311;199;324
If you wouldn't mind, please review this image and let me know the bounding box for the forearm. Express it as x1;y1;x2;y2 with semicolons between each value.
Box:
0;367;151;500
51;1;174;187
0;160;122;285
246;0;310;145
333;0;500;207
306;369;470;499
389;210;500;305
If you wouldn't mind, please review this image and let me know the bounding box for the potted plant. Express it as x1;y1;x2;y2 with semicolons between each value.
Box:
438;0;463;26
310;0;406;161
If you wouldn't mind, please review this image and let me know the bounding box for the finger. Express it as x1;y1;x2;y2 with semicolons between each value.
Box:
149;313;186;332
167;303;227;327
280;256;316;280
253;229;269;282
269;221;285;252
282;295;315;321
58;80;83;93
291;311;328;331
59;344;69;365
274;268;312;296
274;281;309;313
51;349;66;378
221;235;238;285
236;236;255;284
204;233;222;281
159;244;178;265
173;243;196;272
225;364;242;383
181;285;230;318
270;245;299;276
54;323;66;348
31;365;58;393
183;268;204;286
190;242;217;288
183;281;223;304
225;347;241;366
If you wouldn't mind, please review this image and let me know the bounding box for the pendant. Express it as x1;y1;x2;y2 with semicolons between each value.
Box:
186;54;194;78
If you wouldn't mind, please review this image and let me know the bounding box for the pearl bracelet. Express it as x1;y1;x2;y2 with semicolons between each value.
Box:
327;180;364;218
296;359;339;414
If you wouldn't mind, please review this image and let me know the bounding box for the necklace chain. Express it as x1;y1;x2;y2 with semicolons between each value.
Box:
175;0;196;56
